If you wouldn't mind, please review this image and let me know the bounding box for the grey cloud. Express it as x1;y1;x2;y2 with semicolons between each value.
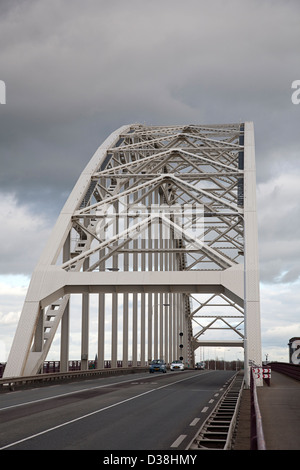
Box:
0;0;300;285
257;170;300;284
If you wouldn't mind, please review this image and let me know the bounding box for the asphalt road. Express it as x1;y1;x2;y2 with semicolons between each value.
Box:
0;369;235;451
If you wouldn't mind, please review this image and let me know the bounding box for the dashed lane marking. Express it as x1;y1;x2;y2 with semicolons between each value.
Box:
171;434;187;448
190;418;200;426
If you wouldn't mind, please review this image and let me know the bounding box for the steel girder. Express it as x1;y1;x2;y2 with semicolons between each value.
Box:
4;123;262;386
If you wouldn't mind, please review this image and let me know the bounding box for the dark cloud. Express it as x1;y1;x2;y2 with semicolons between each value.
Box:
0;0;300;282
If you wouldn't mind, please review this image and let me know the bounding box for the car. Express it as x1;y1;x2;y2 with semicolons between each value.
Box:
170;360;184;371
149;359;167;373
195;361;205;370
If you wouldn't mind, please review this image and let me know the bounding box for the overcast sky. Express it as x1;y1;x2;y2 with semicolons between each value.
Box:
1;0;300;364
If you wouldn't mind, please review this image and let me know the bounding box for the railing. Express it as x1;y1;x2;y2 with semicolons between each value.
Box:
0;365;149;392
0;360;144;378
250;367;266;450
268;362;300;380
42;360;100;373
41;360;144;373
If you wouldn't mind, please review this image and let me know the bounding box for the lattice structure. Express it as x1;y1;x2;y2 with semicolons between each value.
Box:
4;123;262;386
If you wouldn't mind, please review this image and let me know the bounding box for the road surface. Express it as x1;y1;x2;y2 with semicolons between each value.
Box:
0;369;235;450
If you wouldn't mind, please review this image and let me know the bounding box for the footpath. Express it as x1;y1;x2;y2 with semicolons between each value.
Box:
233;371;300;450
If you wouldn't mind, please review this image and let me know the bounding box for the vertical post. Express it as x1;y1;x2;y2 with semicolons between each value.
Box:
123;294;129;366
164;237;169;364
164;295;169;364
98;247;105;369
169;296;173;364
60;233;70;372
148;193;153;363
111;294;118;368
132;192;138;367
141;293;145;366
148;293;152;363
81;258;89;370
243;122;262;387
123;190;129;367
98;293;105;369
60;302;69;372
172;293;177;360
140;188;146;366
111;196;119;368
159;297;163;359
153;189;159;359
132;293;138;366
159;217;164;359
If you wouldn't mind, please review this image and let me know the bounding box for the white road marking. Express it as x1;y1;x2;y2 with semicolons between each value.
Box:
190;418;200;426
171;434;187;448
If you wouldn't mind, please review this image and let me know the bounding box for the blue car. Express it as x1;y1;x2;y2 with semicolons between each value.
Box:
149;359;167;373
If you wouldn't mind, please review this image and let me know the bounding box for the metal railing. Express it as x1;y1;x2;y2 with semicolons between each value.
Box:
0;360;145;378
0;366;149;392
250;368;266;450
268;362;300;381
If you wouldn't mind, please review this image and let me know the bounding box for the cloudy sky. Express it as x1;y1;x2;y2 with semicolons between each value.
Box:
1;0;300;364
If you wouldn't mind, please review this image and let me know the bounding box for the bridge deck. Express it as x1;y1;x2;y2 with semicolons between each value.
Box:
234;371;300;450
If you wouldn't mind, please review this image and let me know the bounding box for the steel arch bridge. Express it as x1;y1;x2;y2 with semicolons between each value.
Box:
4;122;262;387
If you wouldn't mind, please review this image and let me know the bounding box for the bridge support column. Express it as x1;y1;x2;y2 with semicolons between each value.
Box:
98;293;105;369
243;122;262;387
60;302;69;372
60;234;70;372
81;292;89;370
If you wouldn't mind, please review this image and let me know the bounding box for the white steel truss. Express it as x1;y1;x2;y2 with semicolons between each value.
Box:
4;122;262;386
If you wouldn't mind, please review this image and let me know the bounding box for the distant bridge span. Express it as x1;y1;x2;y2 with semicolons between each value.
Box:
4;123;262;387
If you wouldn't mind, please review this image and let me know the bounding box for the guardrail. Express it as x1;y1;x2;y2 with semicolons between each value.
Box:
0;366;149;392
250;367;266;450
268;362;300;381
0;360;145;378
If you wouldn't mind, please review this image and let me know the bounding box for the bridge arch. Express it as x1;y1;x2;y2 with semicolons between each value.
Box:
4;123;262;387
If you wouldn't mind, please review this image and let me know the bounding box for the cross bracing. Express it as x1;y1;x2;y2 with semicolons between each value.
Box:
4;123;262;387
